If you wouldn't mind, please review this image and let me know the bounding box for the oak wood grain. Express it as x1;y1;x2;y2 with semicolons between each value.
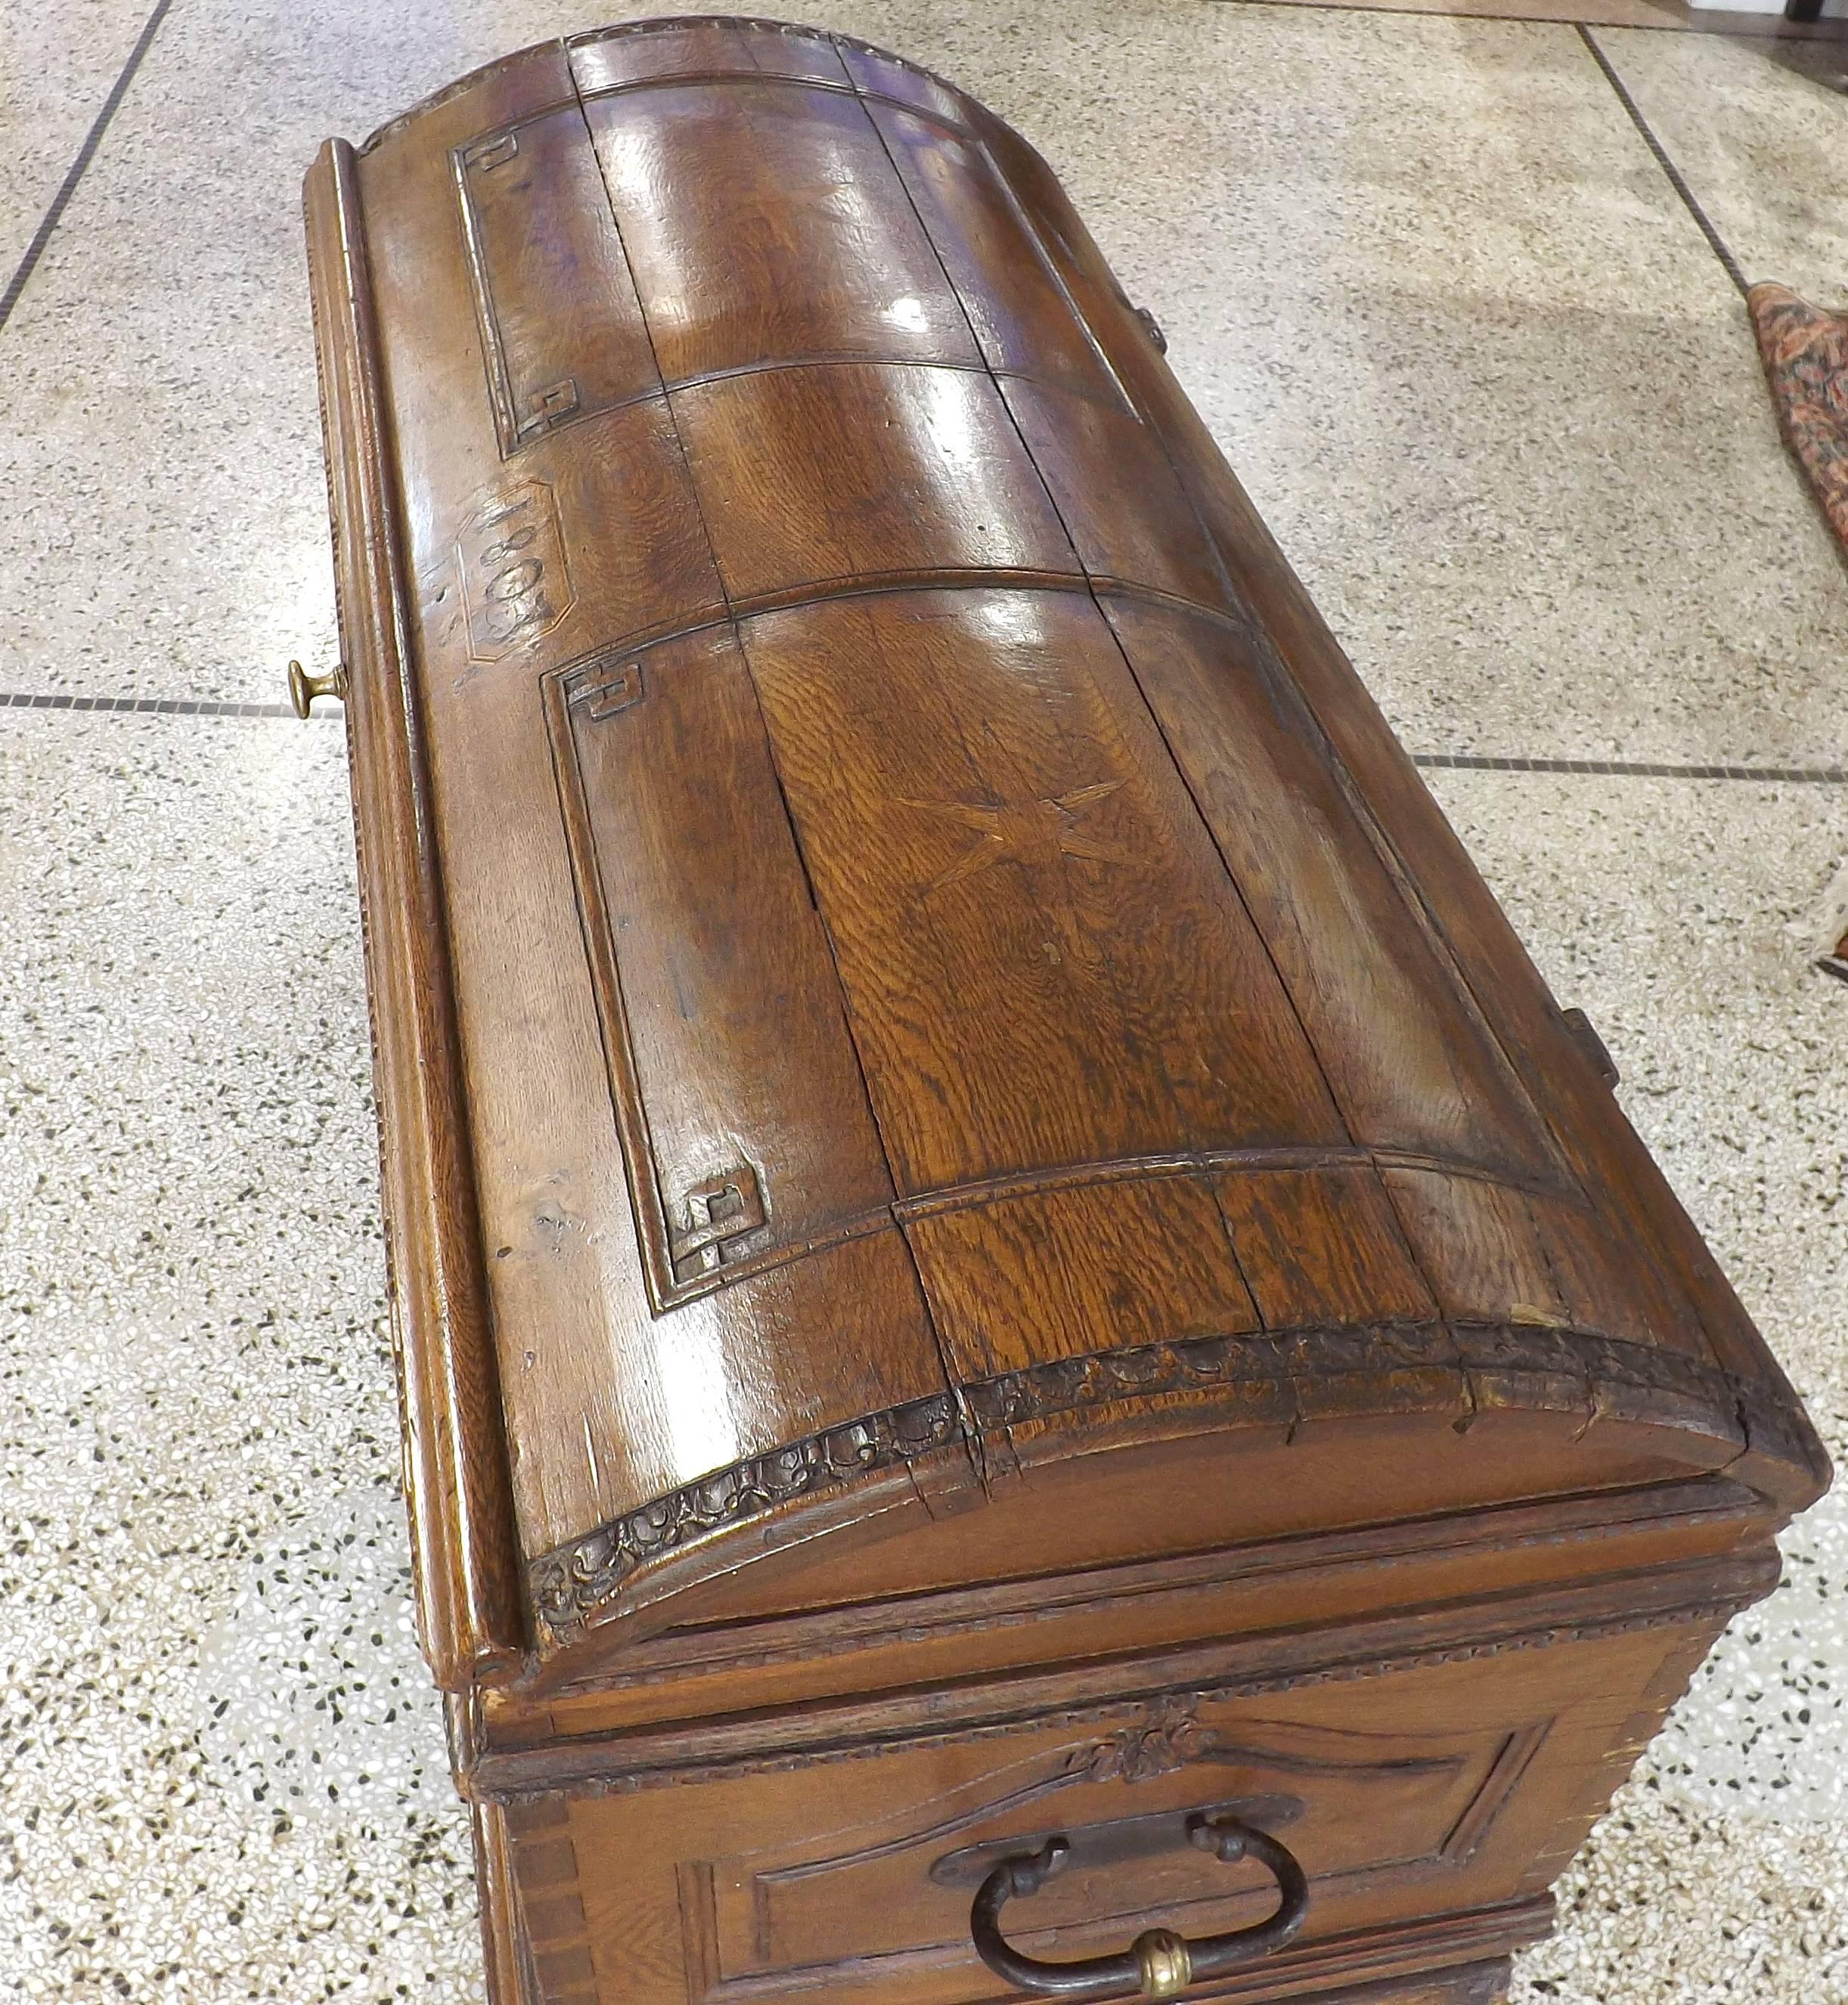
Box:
302;137;523;1690
671;363;1080;601
581;78;981;384
305;22;1828;2001
741;587;1345;1190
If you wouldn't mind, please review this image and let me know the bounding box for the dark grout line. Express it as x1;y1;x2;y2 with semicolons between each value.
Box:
0;0;175;334
2;690;1841;779
0;690;324;720
1208;0;1848;39
1416;751;1848;782
1577;23;1750;300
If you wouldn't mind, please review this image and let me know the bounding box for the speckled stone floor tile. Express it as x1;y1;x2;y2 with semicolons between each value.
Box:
1214;0;1688;26
1008;3;1848;769
7;3;1848;2001
0;0;602;714
1595;29;1848;303
1425;768;1848;2003
0;711;483;2002
5;0;1847;770
0;0;153;286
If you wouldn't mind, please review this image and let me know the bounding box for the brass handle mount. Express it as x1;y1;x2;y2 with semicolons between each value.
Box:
969;1813;1309;2001
287;659;350;718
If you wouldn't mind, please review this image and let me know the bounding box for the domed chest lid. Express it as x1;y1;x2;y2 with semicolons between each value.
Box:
302;19;1826;1690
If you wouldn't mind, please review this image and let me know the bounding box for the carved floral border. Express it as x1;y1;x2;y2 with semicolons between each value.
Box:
528;1320;1809;1642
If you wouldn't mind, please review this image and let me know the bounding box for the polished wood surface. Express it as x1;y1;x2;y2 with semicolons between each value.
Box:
476;1619;1699;2005
302;19;1828;2002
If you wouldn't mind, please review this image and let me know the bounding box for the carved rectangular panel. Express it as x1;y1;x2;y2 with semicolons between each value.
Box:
454;104;660;457
685;1696;1548;1996
545;624;898;1310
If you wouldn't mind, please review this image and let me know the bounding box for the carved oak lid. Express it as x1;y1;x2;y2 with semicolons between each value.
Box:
305;19;1827;1687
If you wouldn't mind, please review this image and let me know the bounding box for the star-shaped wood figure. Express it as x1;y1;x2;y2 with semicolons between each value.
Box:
905;779;1128;896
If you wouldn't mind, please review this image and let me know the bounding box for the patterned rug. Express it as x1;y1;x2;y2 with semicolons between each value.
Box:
1750;282;1848;553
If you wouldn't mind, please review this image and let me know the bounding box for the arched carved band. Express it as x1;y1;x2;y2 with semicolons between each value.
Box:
528;1319;1806;1643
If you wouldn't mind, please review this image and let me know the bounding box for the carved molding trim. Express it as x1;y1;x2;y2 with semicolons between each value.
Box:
531;1393;963;1635
1080;1694;1223;1785
535;1479;1745;1700
359;18;984;158
527;1319;1796;1642
482;1596;1747;1804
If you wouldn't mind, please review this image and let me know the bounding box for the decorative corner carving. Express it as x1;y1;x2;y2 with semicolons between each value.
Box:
668;1167;769;1282
563;652;645;721
452;107;628;460
514;377;581;442
462;131;519;173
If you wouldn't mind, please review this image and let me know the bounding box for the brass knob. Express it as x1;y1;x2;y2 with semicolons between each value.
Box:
288;659;350;718
1133;1929;1193;2000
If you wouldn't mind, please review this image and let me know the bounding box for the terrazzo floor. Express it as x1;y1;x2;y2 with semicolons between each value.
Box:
2;1;1846;2000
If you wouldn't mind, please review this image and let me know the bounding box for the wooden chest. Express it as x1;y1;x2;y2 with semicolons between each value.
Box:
299;19;1829;2003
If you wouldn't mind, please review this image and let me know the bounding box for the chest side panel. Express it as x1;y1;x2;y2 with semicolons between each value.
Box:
485;1618;1730;2005
968;106;1832;1480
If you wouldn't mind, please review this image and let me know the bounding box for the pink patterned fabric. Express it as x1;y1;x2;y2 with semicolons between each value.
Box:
1750;281;1848;553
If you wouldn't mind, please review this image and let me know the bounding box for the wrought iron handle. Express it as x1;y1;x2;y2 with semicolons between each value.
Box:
969;1814;1309;2001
